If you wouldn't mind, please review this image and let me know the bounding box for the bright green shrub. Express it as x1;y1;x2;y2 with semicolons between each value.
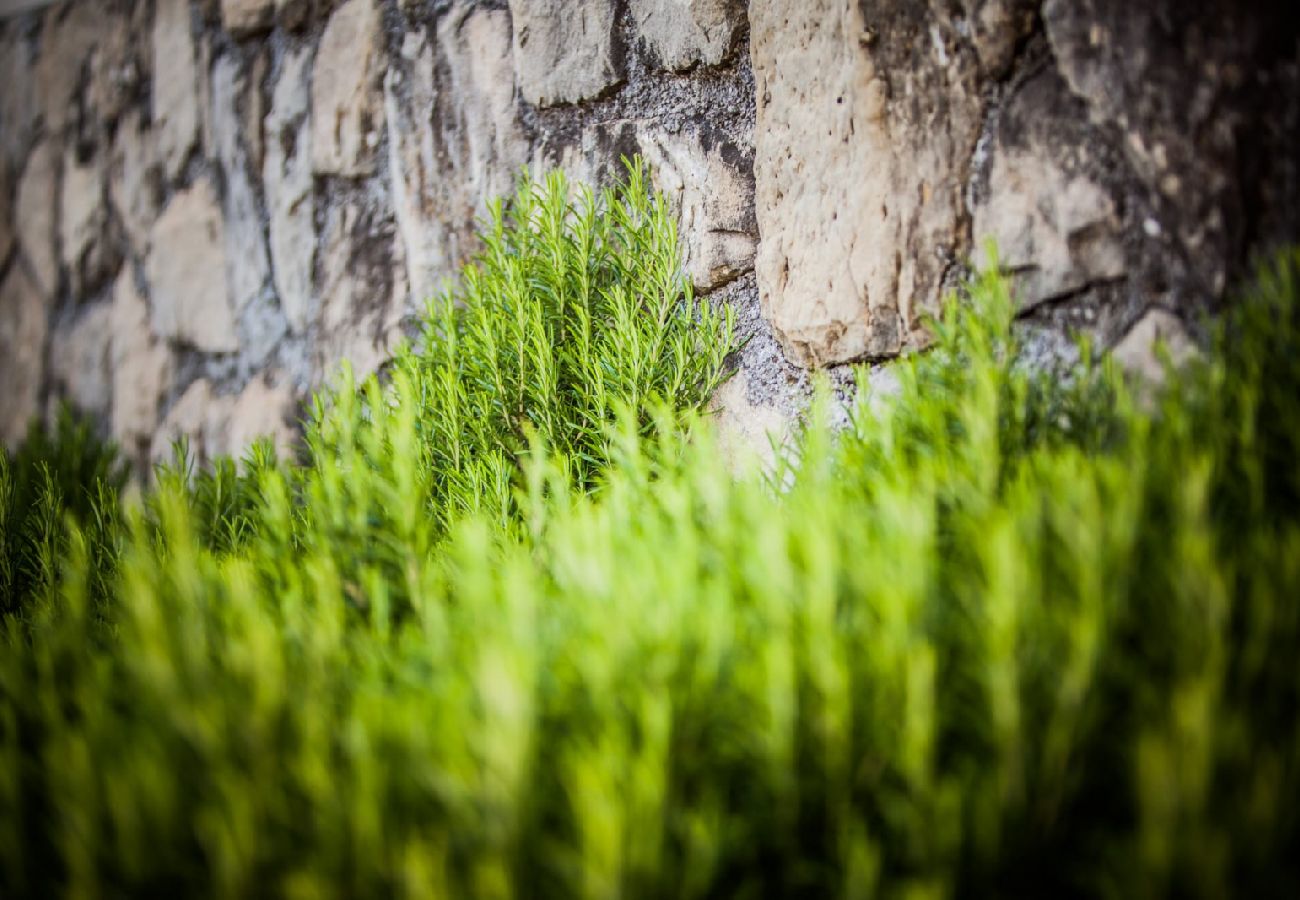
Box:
1;157;1299;897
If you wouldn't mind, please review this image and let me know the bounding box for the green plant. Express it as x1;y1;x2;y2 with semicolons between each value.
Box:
2;158;1298;897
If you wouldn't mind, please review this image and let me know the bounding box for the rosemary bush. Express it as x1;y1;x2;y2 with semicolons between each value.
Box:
1;161;1298;897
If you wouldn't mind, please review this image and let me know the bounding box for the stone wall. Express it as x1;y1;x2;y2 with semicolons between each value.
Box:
1;0;1296;471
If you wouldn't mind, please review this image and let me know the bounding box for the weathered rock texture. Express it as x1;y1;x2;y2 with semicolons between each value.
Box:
0;0;1296;469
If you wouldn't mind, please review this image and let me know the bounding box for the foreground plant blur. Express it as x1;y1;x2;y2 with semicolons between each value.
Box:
2;163;1298;897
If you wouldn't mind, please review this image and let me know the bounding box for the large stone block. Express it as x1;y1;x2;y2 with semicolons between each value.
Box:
751;0;989;367
508;0;623;107
265;44;315;332
147;180;239;353
631;0;743;72
0;263;48;447
635;124;757;291
311;0;384;176
386;4;529;307
153;0;201;180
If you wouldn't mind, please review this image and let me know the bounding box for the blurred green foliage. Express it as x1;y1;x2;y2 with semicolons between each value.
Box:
1;163;1298;898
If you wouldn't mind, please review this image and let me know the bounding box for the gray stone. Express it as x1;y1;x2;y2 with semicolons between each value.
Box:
0;30;36;168
971;69;1126;310
631;0;743;72
386;4;529;306
110;265;172;452
221;0;275;36
148;180;239;353
264;44;315;332
316;200;405;382
0;167;13;267
16;139;59;298
153;0;201;180
311;0;383;176
0;263;48;447
49;301;113;416
508;0;623;107
211;53;270;314
1110;308;1198;386
1042;0;1300;301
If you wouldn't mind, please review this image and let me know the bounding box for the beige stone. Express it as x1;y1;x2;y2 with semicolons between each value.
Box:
153;0;201;179
16;140;59;298
508;0;623;107
708;367;792;477
221;0;275;35
152;378;220;465
631;0;743;72
226;374;297;459
34;2;98;135
109;108;160;257
973;148;1125;309
0;263;48;447
49;301;112;416
635;124;756;291
1111;309;1198;385
750;0;988;367
110;266;173;451
386;5;529;306
264;44;315;332
311;0;384;176
60;146;113;296
244;48;268;172
147;180;239;352
211;54;271;314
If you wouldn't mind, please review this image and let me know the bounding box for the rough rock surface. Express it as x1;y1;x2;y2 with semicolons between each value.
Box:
211;54;271;314
15;140;59;298
1;0;1296;470
0;264;48;445
110;267;173;453
148;180;238;353
509;0;623;107
110;110;161;258
153;0;201;180
49;302;113;417
311;0;383;176
632;0;743;72
971;67;1126;310
0;30;36;168
635;123;757;291
387;4;529;306
221;0;274;36
60;146;117;297
264;44;315;332
750;0;1005;367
